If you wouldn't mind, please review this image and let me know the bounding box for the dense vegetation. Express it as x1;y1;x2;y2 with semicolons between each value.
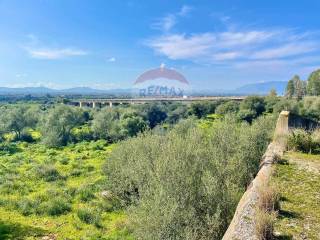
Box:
287;128;320;154
1;68;320;239
0;93;312;148
0;141;132;239
0;99;279;239
285;69;320;98
105;115;276;239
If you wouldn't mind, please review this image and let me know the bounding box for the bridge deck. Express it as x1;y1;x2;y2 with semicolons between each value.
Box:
74;96;246;103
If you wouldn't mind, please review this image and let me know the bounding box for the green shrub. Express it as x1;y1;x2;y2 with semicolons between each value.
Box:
77;185;96;202
311;129;320;153
19;130;35;143
15;198;39;216
215;101;239;115
42;197;71;216
288;128;320;154
287;129;312;153
59;157;69;165
71;125;94;142
77;207;101;227
70;168;83;177
41;105;85;147
0;143;20;155
105;116;275;240
36;164;63;182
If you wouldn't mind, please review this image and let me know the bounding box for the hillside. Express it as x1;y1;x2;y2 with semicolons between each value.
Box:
0;81;287;96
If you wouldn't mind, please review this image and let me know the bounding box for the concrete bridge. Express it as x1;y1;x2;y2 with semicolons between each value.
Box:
70;96;246;108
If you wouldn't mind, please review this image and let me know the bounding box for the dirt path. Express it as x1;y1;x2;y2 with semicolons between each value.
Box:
288;152;320;174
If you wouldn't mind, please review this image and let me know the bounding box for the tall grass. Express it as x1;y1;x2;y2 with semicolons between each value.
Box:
255;183;279;240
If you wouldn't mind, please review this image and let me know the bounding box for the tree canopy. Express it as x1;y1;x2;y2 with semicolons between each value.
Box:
307;69;320;96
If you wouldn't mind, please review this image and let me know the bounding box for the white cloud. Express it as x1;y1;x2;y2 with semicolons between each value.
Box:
23;34;88;60
234;60;288;70
152;5;193;32
162;15;176;31
251;42;317;59
220;16;231;23
146;33;215;59
146;29;320;64
152;14;176;32
212;51;243;61
6;81;60;89
91;83;118;89
217;31;275;47
178;5;193;16
26;48;88;59
108;57;116;62
15;73;28;78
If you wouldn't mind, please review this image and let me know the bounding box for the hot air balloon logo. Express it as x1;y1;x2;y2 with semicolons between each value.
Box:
134;64;189;97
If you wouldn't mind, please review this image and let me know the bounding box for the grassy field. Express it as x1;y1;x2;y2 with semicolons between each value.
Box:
0;140;132;240
273;152;320;240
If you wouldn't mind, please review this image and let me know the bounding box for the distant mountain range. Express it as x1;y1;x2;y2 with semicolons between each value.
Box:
234;81;287;95
0;87;136;95
0;81;288;96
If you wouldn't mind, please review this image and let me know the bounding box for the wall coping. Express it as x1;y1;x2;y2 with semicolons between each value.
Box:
222;111;289;240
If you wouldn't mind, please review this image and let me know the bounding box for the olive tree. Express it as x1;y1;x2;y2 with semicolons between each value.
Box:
238;96;266;122
215;101;239;115
92;108;122;142
105;116;275;240
0;105;39;140
307;69;320;96
41;105;85;147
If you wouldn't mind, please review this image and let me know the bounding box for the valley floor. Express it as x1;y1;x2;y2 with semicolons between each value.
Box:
273;152;320;240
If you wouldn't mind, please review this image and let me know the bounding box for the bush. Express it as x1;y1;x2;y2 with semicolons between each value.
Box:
59;157;69;165
288;128;320;154
36;164;63;182
41;105;85;147
311;129;320;153
77;207;101;227
15;198;39;216
189;101;219;118
77;185;96;202
92;109;122;142
238;96;266;122
71;125;94;142
215;101;239;115
0;143;20;155
43;197;71;216
287;129;312;153
105;116;275;240
13;130;35;143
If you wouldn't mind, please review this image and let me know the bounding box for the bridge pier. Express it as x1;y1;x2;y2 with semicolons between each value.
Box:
79;101;83;108
92;102;96;108
109;102;113;108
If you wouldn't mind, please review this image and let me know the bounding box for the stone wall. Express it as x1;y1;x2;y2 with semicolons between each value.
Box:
222;111;290;240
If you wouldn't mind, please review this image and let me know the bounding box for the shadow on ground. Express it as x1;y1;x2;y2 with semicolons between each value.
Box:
273;235;293;240
0;220;46;239
278;209;301;219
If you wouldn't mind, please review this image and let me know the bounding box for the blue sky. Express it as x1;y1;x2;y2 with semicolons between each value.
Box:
0;0;320;90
